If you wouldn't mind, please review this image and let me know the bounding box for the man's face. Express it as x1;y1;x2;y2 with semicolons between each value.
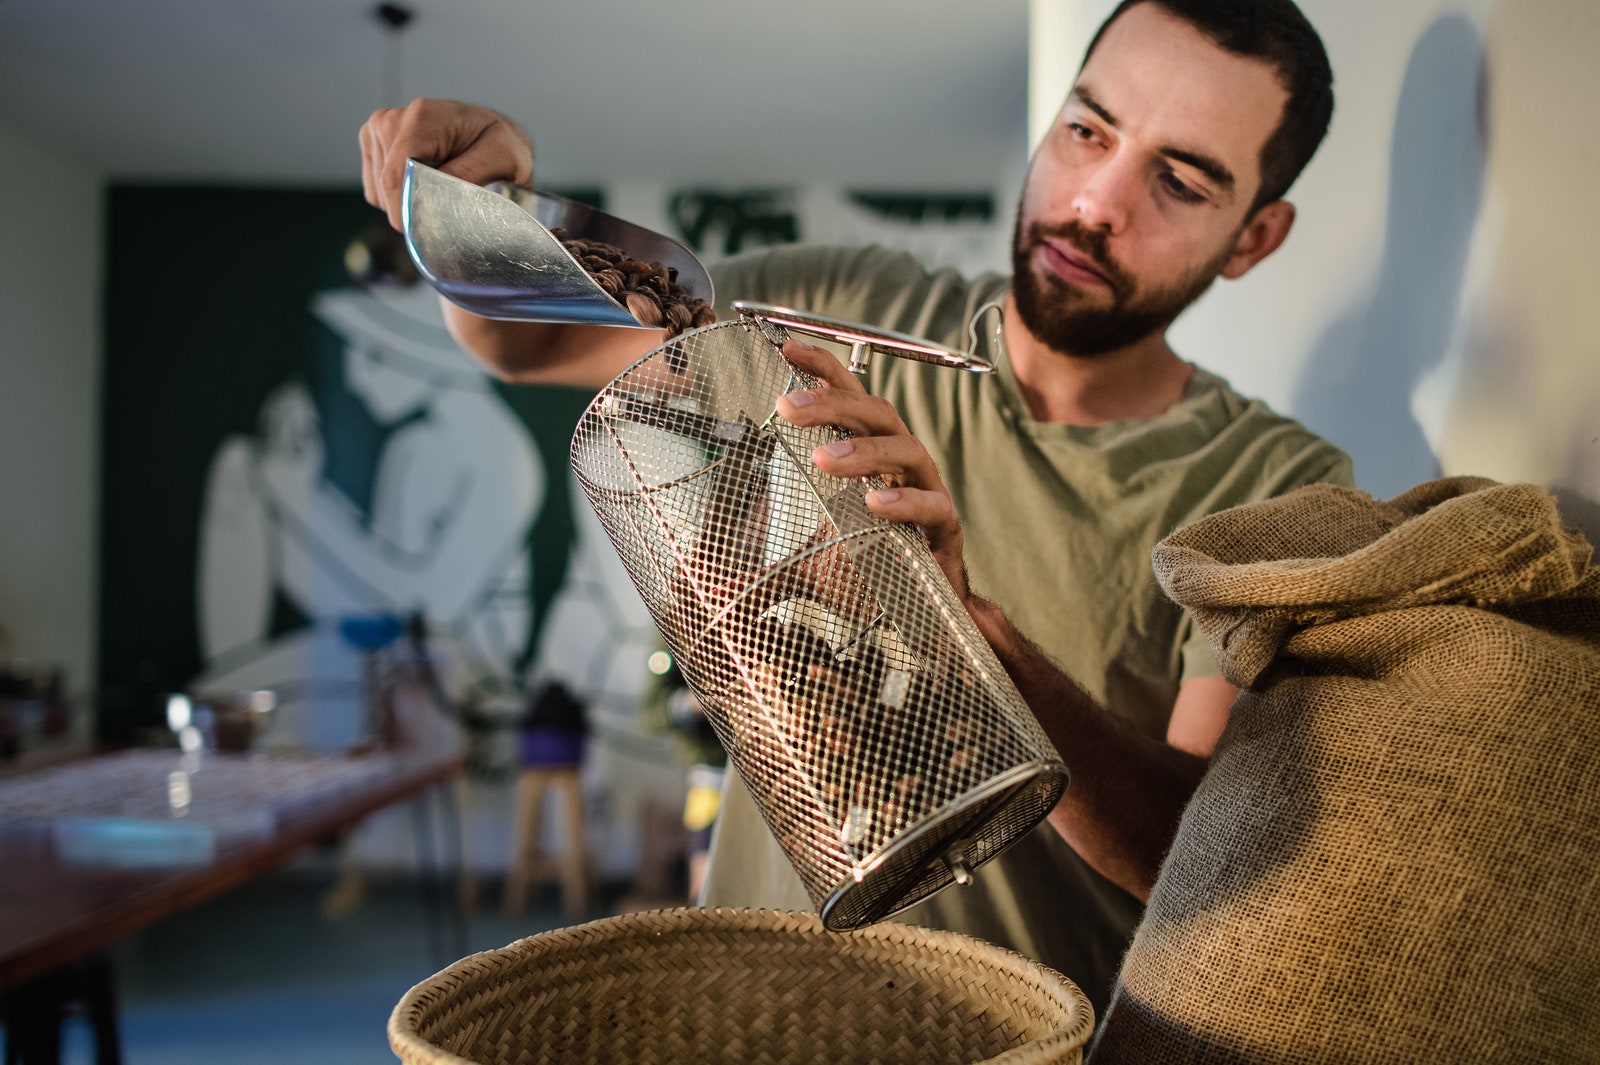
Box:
1013;3;1291;357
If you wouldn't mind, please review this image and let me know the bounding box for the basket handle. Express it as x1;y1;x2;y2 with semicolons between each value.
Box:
733;301;993;375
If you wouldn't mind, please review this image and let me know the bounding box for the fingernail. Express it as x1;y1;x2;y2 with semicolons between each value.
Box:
822;440;854;458
870;489;900;504
785;390;815;407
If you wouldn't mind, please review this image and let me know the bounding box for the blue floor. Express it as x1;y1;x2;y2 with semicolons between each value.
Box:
53;865;626;1065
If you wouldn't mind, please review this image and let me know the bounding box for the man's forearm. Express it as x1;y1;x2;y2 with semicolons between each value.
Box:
966;595;1207;901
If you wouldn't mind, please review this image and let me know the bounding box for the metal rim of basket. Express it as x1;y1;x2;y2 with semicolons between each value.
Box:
819;757;1068;930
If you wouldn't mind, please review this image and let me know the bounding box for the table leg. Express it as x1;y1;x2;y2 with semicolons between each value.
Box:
1;953;120;1065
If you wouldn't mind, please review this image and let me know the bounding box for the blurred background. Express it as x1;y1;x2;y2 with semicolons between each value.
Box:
0;0;1596;1060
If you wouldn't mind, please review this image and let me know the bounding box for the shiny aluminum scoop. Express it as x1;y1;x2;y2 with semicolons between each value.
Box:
400;158;996;375
400;158;713;328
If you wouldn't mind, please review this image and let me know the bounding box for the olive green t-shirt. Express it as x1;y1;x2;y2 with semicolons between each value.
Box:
699;243;1355;1016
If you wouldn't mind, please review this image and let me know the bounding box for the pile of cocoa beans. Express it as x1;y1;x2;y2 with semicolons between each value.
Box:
720;618;989;862
551;227;716;338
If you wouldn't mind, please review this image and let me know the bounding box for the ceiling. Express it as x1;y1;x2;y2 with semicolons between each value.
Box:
0;0;1031;189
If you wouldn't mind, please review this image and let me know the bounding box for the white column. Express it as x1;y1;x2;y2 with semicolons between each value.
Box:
1027;0;1116;151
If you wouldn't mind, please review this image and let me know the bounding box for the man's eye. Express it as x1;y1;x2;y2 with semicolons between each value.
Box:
1064;122;1095;142
1158;172;1205;204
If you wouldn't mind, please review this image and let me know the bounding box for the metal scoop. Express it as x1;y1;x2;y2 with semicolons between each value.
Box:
400;158;712;328
400;158;994;375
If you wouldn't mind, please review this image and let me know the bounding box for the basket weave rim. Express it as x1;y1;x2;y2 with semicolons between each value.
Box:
388;906;1094;1065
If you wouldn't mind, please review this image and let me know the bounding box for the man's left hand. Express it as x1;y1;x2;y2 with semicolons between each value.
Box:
772;339;971;601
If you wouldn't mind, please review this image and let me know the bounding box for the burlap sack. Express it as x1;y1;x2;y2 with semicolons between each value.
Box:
1089;476;1600;1064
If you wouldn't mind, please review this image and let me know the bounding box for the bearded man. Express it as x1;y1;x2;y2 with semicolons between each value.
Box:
359;0;1353;1019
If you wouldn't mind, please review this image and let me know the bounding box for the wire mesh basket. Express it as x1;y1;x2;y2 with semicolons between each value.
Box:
570;316;1068;931
388;908;1095;1065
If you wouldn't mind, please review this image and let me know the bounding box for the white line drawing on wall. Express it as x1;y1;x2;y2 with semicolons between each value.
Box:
191;281;543;748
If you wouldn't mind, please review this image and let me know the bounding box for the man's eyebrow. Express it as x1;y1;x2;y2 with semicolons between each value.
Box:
1072;86;1119;129
1071;85;1238;197
1164;147;1236;195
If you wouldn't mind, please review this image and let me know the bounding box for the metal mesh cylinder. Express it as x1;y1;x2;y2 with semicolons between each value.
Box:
570;319;1068;930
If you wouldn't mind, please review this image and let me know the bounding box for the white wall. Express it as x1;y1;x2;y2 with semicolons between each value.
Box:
0;119;104;718
1027;0;1600;536
1433;0;1600;538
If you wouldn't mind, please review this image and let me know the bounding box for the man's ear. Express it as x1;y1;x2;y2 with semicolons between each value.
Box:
1221;200;1295;280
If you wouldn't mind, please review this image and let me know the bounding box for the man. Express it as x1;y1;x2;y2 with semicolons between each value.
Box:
359;0;1353;1017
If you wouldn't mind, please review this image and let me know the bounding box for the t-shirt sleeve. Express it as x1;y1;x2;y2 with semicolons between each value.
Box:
1258;436;1357;497
1177;437;1355;683
1178;621;1222;684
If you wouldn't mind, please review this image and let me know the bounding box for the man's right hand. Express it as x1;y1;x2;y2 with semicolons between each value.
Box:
355;99;656;388
360;98;534;232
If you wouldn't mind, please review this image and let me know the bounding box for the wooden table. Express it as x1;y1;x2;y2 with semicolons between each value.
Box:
0;747;464;995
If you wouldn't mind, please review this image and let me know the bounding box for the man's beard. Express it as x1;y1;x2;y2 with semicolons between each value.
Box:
1010;213;1230;358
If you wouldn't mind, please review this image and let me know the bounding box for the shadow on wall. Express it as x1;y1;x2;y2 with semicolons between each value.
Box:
1291;13;1486;500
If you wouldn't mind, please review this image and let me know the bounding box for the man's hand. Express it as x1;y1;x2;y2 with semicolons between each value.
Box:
355;98;653;389
360;98;535;231
772;339;971;600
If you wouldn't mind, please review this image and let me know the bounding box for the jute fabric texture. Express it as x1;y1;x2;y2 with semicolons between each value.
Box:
390;907;1095;1065
1090;476;1600;1064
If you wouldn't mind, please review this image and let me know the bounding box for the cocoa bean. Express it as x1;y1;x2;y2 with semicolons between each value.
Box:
549;231;716;339
664;302;693;333
624;292;665;327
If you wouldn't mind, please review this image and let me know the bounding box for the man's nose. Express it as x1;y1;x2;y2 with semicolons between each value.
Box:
1070;152;1136;234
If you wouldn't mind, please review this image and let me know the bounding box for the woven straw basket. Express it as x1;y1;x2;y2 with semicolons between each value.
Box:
389;908;1094;1065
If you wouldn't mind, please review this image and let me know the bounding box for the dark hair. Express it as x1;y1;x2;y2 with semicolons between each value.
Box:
1083;0;1334;212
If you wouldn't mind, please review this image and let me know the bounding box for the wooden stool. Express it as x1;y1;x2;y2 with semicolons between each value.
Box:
503;765;591;922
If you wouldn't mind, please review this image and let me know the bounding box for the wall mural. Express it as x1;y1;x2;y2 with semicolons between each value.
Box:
100;188;588;768
98;184;1000;790
192;281;544;751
